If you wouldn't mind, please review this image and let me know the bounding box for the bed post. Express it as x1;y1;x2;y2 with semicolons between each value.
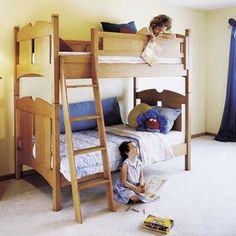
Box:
51;14;61;211
184;29;191;171
133;77;137;107
14;26;22;179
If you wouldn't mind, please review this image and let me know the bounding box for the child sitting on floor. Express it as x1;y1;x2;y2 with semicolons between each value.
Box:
114;141;146;204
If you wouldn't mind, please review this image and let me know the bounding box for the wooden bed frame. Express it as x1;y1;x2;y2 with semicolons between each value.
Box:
14;14;191;213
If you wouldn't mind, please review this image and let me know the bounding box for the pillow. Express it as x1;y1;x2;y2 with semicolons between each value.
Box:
153;106;181;132
128;103;152;128
101;21;137;33
60;97;122;133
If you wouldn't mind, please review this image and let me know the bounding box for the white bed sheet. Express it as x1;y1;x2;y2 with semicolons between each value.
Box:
59;125;184;181
59;51;181;64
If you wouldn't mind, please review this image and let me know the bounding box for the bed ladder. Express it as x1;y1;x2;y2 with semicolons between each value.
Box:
60;65;115;223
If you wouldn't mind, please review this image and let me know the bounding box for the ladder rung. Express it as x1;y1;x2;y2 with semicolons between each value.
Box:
74;146;106;155
70;115;100;122
78;177;110;191
66;84;97;89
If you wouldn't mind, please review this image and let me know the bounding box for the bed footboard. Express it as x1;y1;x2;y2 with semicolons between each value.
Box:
16;97;55;184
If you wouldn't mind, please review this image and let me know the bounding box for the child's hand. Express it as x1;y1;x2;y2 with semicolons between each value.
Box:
137;185;146;193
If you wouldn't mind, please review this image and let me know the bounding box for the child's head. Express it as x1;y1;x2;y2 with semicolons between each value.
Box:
149;14;172;36
119;141;139;160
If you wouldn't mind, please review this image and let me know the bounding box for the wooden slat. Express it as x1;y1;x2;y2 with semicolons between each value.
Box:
98;63;187;78
16;21;52;42
98;31;147;40
16;97;53;117
103;37;145;53
35;114;51;169
64;63;91;78
137;89;186;104
66;84;96;88
60;55;91;63
19;155;53;186
64;40;91;52
16;64;53;78
74;146;106;156
78;177;110;191
34;36;51;64
172;143;187;156
70;115;100;122
19;40;32;64
20;111;33;158
99;50;142;57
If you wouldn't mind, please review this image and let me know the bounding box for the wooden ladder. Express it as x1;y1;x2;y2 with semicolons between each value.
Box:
60;64;115;223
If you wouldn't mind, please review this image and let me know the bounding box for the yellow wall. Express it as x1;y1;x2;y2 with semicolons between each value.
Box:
206;7;236;134
0;0;206;176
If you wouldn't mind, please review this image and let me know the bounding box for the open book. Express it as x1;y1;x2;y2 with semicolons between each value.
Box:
137;175;166;202
141;37;179;66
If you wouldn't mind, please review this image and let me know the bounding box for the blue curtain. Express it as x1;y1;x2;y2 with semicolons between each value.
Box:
215;23;236;142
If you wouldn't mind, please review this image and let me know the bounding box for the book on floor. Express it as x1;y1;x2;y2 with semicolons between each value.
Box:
143;214;174;234
137;175;165;202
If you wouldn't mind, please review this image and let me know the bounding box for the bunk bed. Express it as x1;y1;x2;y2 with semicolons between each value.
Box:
14;14;191;218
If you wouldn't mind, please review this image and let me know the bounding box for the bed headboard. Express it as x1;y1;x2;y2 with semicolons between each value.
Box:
135;89;186;131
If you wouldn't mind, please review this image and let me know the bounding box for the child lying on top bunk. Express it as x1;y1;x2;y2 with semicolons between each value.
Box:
138;14;175;39
138;14;176;65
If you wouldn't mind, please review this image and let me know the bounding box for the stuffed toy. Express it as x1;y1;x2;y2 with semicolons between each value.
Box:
128;103;152;128
136;109;168;134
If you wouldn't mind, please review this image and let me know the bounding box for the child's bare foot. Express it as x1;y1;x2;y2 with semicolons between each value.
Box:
130;196;140;203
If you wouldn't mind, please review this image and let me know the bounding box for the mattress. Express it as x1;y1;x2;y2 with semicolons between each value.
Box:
59;125;184;181
59;51;181;64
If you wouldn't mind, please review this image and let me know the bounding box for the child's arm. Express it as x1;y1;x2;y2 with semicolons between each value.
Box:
139;167;145;187
121;162;145;193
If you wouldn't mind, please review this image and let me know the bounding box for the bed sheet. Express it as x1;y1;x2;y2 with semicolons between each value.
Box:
59;125;184;181
59;52;181;64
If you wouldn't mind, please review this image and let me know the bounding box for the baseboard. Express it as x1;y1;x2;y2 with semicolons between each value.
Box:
191;133;205;138
205;132;216;137
191;132;216;138
0;169;37;182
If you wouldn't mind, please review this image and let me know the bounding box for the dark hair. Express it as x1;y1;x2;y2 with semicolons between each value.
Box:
119;141;132;160
149;14;172;31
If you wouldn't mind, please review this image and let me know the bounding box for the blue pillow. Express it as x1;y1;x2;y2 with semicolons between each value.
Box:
101;21;137;33
153;106;181;133
60;97;122;133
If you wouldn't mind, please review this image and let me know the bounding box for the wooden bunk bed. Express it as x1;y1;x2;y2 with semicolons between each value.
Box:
14;14;191;222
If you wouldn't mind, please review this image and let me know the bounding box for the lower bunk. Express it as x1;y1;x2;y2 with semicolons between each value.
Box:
15;89;190;212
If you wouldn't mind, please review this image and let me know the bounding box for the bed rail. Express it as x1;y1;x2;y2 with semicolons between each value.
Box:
91;28;187;78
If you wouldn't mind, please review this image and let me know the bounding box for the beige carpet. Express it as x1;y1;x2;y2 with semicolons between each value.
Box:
1;136;236;236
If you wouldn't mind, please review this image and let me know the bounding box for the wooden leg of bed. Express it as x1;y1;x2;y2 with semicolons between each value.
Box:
52;185;61;211
105;182;116;212
185;154;191;171
15;163;22;179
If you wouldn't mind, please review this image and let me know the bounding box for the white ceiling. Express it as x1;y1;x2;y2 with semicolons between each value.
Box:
164;0;236;10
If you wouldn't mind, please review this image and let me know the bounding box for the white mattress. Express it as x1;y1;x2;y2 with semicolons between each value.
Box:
32;126;184;181
59;51;181;64
59;126;184;181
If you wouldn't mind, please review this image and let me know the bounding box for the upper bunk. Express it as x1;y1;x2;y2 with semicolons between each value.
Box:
61;28;190;79
15;14;189;81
